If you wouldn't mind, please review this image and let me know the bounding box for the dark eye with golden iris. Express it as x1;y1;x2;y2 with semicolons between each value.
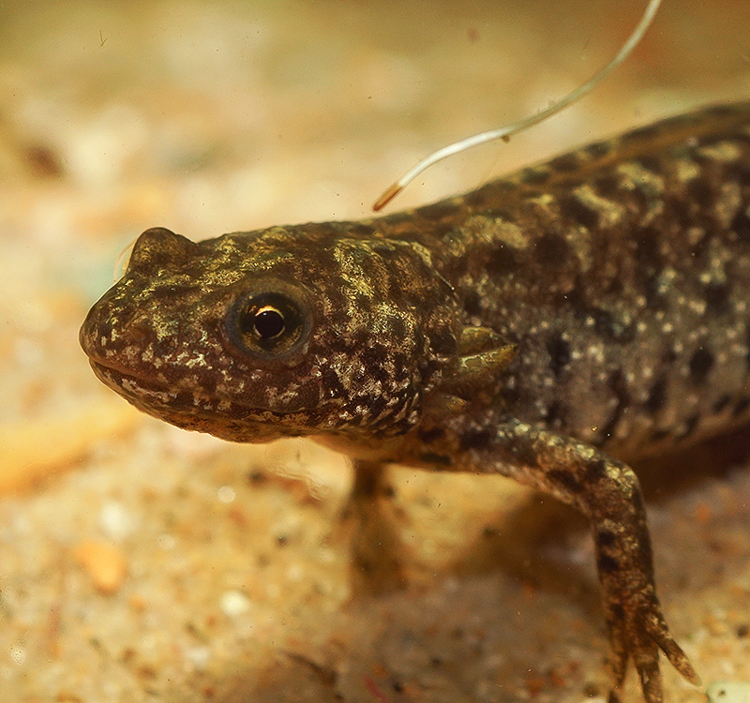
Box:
251;305;285;339
228;290;309;358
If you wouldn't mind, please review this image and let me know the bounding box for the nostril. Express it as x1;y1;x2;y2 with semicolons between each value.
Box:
126;322;151;344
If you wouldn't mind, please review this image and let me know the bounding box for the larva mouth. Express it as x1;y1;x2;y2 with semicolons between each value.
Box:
87;358;307;443
86;358;197;416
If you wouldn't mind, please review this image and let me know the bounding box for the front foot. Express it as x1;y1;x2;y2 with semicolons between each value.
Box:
601;559;700;703
596;524;700;703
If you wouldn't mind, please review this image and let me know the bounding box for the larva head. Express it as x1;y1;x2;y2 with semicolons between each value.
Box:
80;226;458;444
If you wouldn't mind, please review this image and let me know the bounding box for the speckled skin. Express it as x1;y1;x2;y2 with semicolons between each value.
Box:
81;103;750;703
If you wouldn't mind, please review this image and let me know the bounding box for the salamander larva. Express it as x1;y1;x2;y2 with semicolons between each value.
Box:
80;102;750;702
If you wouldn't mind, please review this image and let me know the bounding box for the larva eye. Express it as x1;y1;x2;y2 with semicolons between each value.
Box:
227;287;311;360
246;302;286;341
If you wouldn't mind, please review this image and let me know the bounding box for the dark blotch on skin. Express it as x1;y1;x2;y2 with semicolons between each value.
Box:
734;397;750;417
534;232;570;266
546;335;571;377
584;459;607;483
596;529;617;548
635;155;663;174
500;384;521;407
379;211;413;227
598;370;630;443
662;347;679;365
463;290;483;317
635;230;665;307
606;276;624;297
689;228;713;261
594;174;622;198
392;352;408;373
506;434;539;468
486;244;518;276
388;315;407;340
520;168;551;186
418;426;445;443
594;308;635;343
198;374;217;396
543;400;565;427
598;554;620;573
462;185;494;209
564;288;635;343
547;152;582;173
727;162;750;189
704;281;731;315
548;469;583;493
645;376;667;414
559;194;601;230
649;428;672;443
585;141;612;160
713;394;732;413
609;603;625;622
678;413;700;439
689;347;715;384
321;367;347;397
360;347;393;384
460;428;495;451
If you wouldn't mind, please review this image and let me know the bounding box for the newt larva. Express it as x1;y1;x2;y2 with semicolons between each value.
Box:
80;100;750;702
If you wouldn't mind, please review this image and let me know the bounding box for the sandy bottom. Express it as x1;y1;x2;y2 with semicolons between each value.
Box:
1;1;750;701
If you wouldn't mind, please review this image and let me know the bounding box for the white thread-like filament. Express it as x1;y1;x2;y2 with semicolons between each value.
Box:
373;0;662;211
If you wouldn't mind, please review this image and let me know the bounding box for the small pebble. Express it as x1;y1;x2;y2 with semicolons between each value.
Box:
9;644;26;666
220;589;251;617
99;500;138;541
73;540;128;594
184;645;211;671
217;485;236;504
158;533;176;550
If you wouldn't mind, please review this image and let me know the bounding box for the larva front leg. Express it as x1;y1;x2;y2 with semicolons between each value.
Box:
406;418;701;703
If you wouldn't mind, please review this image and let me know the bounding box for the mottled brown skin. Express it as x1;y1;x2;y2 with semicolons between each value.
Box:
81;102;750;703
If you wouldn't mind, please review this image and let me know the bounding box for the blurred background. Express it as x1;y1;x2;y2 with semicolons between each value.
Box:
1;1;749;701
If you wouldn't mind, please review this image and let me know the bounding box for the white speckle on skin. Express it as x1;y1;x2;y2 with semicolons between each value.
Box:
586;341;605;365
573;184;627;229
698;141;742;163
675;157;702;183
492;217;529;250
